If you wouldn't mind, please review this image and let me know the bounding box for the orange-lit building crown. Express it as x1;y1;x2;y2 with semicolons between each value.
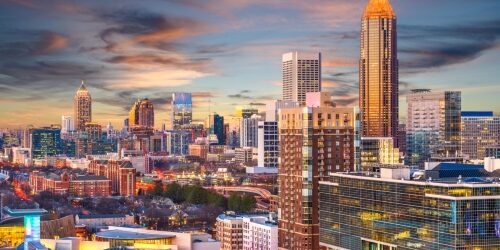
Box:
363;0;396;19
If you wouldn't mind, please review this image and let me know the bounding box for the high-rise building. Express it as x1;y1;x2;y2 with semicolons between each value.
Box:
360;137;400;171
319;166;500;249
266;100;299;122
236;107;259;119
257;121;279;168
206;113;225;145
406;89;461;165
22;125;34;148
282;51;321;105
30;127;61;159
61;116;74;134
461;111;500;160
171;92;193;129
129;99;155;129
240;114;262;148
278;92;360;250
74;81;92;131
359;0;398;140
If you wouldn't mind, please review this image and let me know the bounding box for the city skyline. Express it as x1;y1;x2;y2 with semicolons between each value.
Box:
0;0;500;128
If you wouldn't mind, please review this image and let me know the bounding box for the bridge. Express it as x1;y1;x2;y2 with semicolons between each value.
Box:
206;186;272;200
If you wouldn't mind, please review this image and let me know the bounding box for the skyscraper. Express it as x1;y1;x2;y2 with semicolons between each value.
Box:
240;114;262;148
61;116;74;134
359;0;398;139
171;92;193;129
282;51;321;104
406;89;461;165
129;99;154;129
206;114;225;145
31;127;61;159
278;92;360;250
74;81;92;131
138;98;154;128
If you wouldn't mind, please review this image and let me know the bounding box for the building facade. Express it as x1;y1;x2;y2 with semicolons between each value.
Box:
207;113;225;145
406;89;461;165
61;115;74;134
31;127;61;159
129;99;155;130
240;114;261;148
257;121;279;168
282;51;321;104
319;170;500;250
216;213;277;250
361;137;400;171
172;92;193;129
74;81;92;131
88;160;136;197
461;111;500;160
359;0;398;140
278;93;360;250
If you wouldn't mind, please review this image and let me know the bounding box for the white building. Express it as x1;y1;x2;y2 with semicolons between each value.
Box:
282;51;321;104
61;115;74;134
216;213;277;250
242;216;278;250
12;147;31;165
240;114;262;148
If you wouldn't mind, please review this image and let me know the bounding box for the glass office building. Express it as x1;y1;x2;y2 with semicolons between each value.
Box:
319;170;500;250
171;92;193;129
30;127;61;159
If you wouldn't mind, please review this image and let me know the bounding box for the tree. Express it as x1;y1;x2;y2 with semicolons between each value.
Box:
164;183;184;203
227;193;241;211
240;194;256;213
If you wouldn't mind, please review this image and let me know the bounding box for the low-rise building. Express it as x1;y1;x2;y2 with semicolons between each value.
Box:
216;213;277;250
319;165;500;250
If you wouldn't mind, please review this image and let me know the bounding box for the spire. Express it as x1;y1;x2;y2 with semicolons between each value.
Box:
77;80;88;93
363;0;396;19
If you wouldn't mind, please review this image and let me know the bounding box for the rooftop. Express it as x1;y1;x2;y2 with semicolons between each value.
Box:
461;111;494;117
3;207;48;216
95;230;175;240
77;214;129;219
363;0;396;19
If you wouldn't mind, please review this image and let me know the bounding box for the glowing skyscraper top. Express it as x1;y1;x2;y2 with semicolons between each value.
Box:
359;0;398;140
74;80;92;131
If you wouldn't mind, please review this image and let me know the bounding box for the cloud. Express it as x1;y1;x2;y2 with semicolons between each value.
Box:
228;93;252;99
248;102;266;106
98;9;210;51
399;19;500;72
106;53;211;72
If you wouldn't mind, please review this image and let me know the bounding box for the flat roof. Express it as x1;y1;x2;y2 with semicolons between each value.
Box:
3;207;48;216
95;230;175;240
326;172;500;188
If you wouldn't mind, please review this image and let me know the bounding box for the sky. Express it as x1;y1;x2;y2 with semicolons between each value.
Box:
0;0;499;129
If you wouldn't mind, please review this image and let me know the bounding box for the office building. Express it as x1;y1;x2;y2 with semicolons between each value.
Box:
207;113;225;145
282;51;321;104
266;100;299;122
359;0;398;140
30;127;61;159
461;111;500;160
240;114;262;148
278;92;360;250
129;99;155;129
74;81;92;131
172;92;193;129
486;145;500;158
236;107;259;119
189;143;209;161
216;213;277;250
257;121;279;168
235;147;253;164
319;166;500;249
61;115;74;134
166;130;191;155
361;137;400;171
406;89;461;165
226;117;242;149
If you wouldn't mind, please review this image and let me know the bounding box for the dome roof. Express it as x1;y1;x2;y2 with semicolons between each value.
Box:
363;0;396;19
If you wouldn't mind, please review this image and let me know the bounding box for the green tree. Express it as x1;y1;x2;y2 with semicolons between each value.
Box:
227;193;241;211
240;194;256;213
165;183;184;203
